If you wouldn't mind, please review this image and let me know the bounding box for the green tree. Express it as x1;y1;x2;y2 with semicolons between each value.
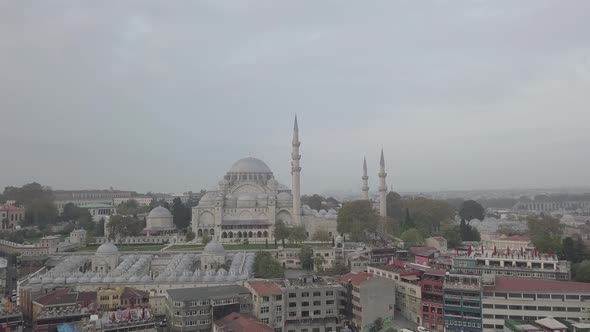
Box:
116;199;140;217
300;247;314;270
302;194;325;211
314;255;326;271
186;231;196;242
337;200;379;242
289;225;307;244
106;215;145;241
400;228;424;248
312;229;331;242
527;215;563;253
404;198;454;236
374;317;383;332
171;197;191;229
95;218;105;237
254;251;285;278
574;260;590;282
440;220;462;249
386;192;404;221
274;220;290;247
458;200;485;222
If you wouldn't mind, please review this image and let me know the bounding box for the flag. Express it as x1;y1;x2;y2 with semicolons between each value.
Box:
548;247;553;256
481;246;484;255
506;246;510;256
468;245;472;256
493;246;497;256
520;247;524;256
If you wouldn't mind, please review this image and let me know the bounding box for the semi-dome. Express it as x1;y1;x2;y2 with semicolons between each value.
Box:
97;243;119;254
204;239;225;255
228;157;272;174
148;206;172;218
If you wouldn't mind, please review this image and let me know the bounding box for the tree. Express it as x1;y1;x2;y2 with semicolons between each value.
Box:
289;225;307;244
314;255;326;271
202;233;211;245
186;231;196;242
574;260;590;282
374;317;383;332
116;199;140;217
301;194;325;211
527;215;563;253
400;228;423;248
312;229;331;242
300;247;314;270
95;218;105;237
337;200;379;242
403;198;454;236
106;215;145;241
458;200;485;222
171;197;191;229
440;220;462;249
386;192;404;221
274;220;290;247
254;251;285;278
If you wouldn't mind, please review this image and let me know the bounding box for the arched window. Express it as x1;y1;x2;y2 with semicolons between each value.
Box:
248;231;253;238
210;229;215;236
203;229;209;237
263;231;268;238
197;229;203;237
229;231;233;238
237;231;242;238
222;232;227;238
257;231;262;238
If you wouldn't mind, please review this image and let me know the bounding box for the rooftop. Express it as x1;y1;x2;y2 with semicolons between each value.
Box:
215;312;274;332
409;246;439;257
490;277;590;293
338;272;374;286
121;287;149;300
167;285;249;301
424;269;447;277
535;318;568;330
368;263;418;275
247;281;283;296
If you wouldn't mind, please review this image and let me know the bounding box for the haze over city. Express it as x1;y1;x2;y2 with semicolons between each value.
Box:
1;1;589;194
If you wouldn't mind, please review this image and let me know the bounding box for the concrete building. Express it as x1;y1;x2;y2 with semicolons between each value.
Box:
214;312;274;332
481;277;590;331
165;285;252;332
70;229;87;244
339;272;396;331
452;250;570;280
443;274;483;332
96;286;149;311
421;269;446;332
54;189;135;212
480;235;533;253
244;280;285;332
0;204;25;230
79;203;115;222
31;288;96;332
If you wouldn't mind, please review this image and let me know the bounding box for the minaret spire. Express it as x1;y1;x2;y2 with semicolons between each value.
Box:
291;115;302;225
361;157;369;200
378;148;387;217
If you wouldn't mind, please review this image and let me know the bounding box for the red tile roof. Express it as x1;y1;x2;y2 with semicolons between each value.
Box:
424;269;447;277
34;289;78;306
491;277;590;293
338;272;374;286
215;312;274;332
247;281;283;296
121;287;149;300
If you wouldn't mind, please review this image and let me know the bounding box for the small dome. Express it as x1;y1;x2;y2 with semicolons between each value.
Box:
97;243;119;254
204;239;225;255
228;157;273;174
148;206;172;219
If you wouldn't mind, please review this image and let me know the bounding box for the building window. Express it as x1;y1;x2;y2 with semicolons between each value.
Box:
261;306;270;313
302;292;309;297
313;292;321;297
262;296;269;302
289;293;296;298
302;302;309;307
275;305;282;312
262;318;270;324
275;295;282;301
313;310;321;316
289;302;297;308
326;291;333;296
313;301;321;306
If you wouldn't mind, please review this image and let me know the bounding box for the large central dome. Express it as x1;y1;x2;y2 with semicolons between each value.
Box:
228;157;273;174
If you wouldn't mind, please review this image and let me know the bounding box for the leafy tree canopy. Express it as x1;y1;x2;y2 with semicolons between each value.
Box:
386;192;404;221
254;251;284;278
400;228;424;248
458;200;485;222
274;220;290;247
300;247;314;270
116;199;140;217
337;200;378;242
527;214;563;253
171;197;191;229
404;198;455;235
107;215;145;241
288;225;307;244
312;228;331;242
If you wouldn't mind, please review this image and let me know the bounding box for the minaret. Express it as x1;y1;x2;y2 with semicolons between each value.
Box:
378;149;387;217
291;115;302;224
361;157;369;200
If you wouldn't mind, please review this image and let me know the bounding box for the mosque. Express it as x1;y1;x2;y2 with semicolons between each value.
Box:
190;116;389;243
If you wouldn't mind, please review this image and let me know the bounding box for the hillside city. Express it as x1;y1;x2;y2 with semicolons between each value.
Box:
1;116;590;332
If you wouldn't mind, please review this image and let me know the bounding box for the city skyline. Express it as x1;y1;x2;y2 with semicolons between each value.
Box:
1;1;589;193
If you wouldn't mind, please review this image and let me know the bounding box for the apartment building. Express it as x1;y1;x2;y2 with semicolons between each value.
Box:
166;285;252;332
283;276;345;332
0;204;25;230
421;269;446;332
339;272;396;331
276;248;302;269
367;264;422;325
452;251;571;280
481;277;590;331
244;280;285;332
443;274;483;332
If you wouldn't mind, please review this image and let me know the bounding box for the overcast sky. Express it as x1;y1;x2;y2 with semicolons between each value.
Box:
1;1;589;195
